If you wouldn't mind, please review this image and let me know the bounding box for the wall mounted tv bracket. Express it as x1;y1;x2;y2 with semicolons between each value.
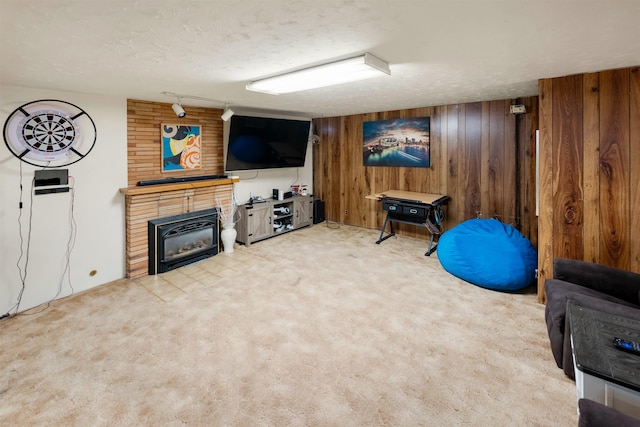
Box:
3;99;97;167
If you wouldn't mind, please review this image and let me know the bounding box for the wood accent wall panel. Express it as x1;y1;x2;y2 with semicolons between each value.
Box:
343;114;365;227
538;65;640;302
312;97;533;255
127;99;224;186
599;69;630;269
446;105;461;229
538;79;554;304
552;74;584;261
462;102;482;220
516;96;539;249
583;72;601;264
480;102;492;223
631;68;640;271
488;101;506;221
324;117;342;224
504;102;517;224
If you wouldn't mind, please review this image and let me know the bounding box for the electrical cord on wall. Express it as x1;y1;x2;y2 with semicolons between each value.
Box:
236;170;259;180
2;170;78;320
231;187;241;223
64;176;77;296
20;175;77;316
290;167;301;186
2;163;32;319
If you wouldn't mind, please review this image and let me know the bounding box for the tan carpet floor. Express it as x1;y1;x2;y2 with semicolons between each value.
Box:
0;223;577;426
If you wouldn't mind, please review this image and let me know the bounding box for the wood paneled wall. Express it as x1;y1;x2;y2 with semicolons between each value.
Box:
312;97;538;244
538;66;640;302
127;99;224;186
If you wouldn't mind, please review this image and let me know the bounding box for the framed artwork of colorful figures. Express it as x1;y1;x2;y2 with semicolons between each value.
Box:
161;124;201;172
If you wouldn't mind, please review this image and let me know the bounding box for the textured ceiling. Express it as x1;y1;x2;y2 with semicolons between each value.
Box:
2;0;640;117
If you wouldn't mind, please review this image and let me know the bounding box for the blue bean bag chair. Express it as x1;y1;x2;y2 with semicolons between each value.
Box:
437;218;537;291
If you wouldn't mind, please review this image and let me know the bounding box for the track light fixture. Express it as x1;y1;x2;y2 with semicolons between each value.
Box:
172;102;186;118
221;106;234;122
171;95;186;118
161;92;238;121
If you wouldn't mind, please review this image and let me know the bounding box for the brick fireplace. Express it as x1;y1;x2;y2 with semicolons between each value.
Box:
119;178;238;278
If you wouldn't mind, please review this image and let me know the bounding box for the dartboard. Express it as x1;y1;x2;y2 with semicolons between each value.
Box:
3;99;96;167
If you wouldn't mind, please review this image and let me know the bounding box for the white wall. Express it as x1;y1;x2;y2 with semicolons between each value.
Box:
230;144;314;204
0;85;127;315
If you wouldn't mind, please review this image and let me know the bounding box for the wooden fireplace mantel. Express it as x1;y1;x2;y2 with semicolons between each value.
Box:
119;177;240;196
120;177;239;278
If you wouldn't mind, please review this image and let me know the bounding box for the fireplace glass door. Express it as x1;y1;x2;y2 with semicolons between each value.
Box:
163;222;214;262
148;209;218;274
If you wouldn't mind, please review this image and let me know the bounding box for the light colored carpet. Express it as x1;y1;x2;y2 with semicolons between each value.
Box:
0;224;577;426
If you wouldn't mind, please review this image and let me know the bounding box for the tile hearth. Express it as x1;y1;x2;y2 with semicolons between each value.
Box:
133;246;262;302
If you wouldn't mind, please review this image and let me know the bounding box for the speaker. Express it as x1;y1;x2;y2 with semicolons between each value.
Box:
313;199;325;224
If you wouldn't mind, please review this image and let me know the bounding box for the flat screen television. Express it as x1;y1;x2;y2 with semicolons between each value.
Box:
224;115;311;172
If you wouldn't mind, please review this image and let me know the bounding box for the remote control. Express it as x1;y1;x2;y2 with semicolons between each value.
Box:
613;337;640;355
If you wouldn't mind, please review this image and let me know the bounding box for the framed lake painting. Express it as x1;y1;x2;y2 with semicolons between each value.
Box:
363;117;430;168
161;124;202;172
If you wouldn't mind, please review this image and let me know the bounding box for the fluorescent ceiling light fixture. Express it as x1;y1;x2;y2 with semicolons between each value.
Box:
246;53;390;95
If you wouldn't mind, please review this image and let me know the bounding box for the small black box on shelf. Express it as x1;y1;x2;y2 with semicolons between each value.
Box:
34;169;68;187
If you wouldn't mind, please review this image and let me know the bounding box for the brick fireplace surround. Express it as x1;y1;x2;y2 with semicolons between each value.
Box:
119;178;238;278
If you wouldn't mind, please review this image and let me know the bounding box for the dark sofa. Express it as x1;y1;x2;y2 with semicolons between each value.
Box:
579;399;640;426
544;258;640;379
